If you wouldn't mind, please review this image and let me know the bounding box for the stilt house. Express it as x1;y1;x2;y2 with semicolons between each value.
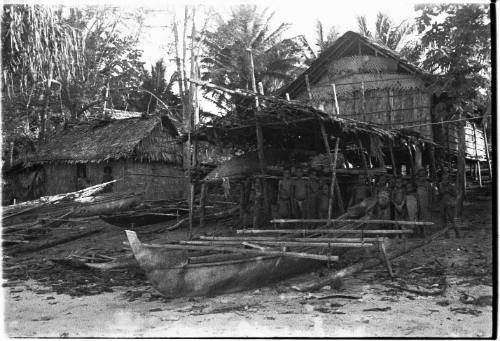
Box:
280;31;488;175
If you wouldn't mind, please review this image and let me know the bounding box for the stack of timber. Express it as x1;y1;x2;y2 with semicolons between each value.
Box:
2;181;143;249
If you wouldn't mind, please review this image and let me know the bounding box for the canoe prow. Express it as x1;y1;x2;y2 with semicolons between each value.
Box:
125;230;142;256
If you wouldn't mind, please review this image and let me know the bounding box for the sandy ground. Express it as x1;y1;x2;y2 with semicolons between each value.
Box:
2;196;494;338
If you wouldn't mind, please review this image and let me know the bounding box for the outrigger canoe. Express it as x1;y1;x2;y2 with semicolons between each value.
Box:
125;230;326;298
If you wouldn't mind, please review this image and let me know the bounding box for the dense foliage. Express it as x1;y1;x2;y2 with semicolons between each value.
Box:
415;4;491;111
201;5;313;107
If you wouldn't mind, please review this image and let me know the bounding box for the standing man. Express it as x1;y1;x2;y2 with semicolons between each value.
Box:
415;168;432;224
292;167;308;219
439;173;461;238
307;169;320;218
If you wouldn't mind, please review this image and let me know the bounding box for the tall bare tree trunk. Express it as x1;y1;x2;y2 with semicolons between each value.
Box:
456;112;466;217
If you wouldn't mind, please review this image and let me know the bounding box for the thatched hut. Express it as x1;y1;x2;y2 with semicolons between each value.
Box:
23;115;185;200
280;31;488;175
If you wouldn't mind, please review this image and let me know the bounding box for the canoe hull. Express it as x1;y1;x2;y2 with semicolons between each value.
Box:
125;231;324;298
148;255;322;298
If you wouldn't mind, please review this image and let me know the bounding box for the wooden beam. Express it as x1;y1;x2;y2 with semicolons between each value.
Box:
180;240;375;248
237;229;414;235
142;241;339;261
199;236;380;243
269;219;434;226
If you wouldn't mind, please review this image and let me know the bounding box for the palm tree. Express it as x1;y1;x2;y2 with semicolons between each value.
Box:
315;20;340;54
202;5;311;107
356;12;420;62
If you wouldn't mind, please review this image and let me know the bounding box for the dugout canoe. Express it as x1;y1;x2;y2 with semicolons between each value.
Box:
125;230;325;298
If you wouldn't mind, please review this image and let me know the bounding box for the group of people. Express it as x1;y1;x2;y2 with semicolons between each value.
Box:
276;168;331;220
274;166;460;237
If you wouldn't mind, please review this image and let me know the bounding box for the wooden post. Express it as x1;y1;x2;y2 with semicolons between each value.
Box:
482;123;492;179
388;89;394;128
429;146;437;179
328;138;341;221
199;183;207;228
456;114;466;217
360;81;366;121
188;182;195;239
389;141;397;176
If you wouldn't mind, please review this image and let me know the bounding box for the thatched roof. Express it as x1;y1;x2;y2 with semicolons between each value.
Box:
280;31;426;99
27;116;182;165
190;82;433;151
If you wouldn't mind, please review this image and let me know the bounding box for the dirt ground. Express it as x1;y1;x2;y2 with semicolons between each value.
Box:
2;187;494;338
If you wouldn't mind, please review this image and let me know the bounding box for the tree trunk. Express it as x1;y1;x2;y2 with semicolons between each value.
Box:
456;113;466;216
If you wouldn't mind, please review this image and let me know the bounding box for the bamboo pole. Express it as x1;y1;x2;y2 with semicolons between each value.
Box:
331;84;339;116
140;241;339;262
199;236;380;243
269;219;434;226
199;183;207;228
180;240;375;248
237;229;413;235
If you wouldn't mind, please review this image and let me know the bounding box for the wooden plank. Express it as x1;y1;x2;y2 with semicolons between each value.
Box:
180;240;375;248
140;241;339;261
269;219;434;226
331;84;340;116
237;229;414;235
199;236;380;243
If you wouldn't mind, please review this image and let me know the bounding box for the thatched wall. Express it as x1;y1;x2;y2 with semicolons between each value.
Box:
42;161;185;200
297;55;433;140
435;121;487;161
120;161;186;199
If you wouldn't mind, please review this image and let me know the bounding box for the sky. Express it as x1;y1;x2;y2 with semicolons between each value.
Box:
135;0;420;67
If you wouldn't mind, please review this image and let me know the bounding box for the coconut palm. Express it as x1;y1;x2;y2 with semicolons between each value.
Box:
356;12;420;62
202;5;312;108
